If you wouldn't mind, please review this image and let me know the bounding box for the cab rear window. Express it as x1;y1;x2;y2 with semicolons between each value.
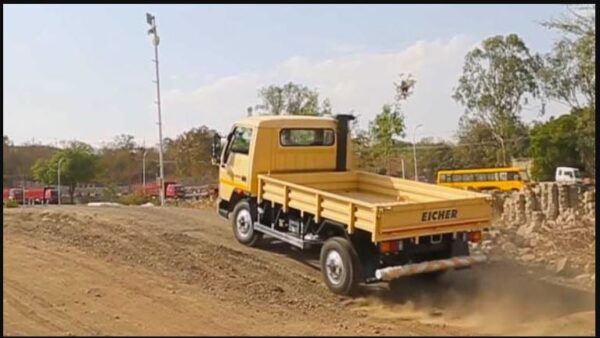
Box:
280;128;335;147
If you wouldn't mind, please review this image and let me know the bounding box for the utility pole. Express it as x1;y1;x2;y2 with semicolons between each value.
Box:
58;158;64;205
142;150;148;189
146;13;165;207
412;124;423;182
401;158;405;179
21;176;25;206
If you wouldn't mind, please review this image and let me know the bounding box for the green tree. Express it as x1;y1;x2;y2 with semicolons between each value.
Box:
369;105;406;174
453;34;541;166
97;134;139;188
415;138;463;182
352;128;377;172
540;5;595;176
167;126;218;185
368;74;414;174
3;136;58;186
529;114;582;181
32;142;100;203
256;82;330;116
454;114;530;168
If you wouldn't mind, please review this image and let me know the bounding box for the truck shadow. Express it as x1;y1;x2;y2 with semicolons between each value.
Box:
257;238;322;269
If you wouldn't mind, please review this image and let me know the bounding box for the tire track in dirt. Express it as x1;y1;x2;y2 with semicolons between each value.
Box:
4;206;595;336
3;207;399;335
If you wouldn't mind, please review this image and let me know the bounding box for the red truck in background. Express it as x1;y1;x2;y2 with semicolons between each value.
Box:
3;187;58;204
133;181;185;199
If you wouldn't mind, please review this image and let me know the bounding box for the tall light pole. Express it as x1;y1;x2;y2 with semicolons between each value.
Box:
146;13;165;207
57;158;64;205
142;150;148;189
412;124;423;182
401;158;405;179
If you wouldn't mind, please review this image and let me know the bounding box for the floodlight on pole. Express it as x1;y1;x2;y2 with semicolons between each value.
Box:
146;12;165;207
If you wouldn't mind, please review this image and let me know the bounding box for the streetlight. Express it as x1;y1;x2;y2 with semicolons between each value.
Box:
146;12;166;207
57;158;64;205
412;124;423;182
401;158;405;179
142;150;148;189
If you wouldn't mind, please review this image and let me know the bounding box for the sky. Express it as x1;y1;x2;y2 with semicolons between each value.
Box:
3;4;570;148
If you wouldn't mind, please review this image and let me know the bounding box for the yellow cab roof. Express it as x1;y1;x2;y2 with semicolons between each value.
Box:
437;167;524;174
235;115;337;128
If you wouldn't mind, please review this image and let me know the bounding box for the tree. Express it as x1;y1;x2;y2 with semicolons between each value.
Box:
320;98;333;116
453;34;542;166
529;114;582;181
369;105;406;174
352;128;377;172
368;74;415;174
407;138;462;182
97;134;139;188
540;5;595;109
3;135;58;186
256;82;330;116
540;5;595;176
454;114;529;168
32;142;99;203
167;126;218;185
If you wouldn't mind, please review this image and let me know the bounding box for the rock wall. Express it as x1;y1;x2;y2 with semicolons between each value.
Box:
494;183;595;225
478;183;595;288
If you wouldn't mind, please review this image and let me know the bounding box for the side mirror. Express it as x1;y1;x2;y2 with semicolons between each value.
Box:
211;133;223;166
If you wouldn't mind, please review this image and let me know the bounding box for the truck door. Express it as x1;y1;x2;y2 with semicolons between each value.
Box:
219;126;253;200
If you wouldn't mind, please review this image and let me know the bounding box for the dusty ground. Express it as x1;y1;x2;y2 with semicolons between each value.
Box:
3;205;596;336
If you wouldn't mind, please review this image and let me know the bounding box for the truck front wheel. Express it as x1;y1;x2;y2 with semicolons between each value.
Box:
231;200;262;247
320;237;362;296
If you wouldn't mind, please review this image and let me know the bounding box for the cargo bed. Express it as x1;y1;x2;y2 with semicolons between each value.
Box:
257;170;491;242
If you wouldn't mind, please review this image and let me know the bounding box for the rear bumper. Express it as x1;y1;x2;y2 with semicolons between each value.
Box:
371;254;487;282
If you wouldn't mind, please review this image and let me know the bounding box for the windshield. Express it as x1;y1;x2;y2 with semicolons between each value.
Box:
519;171;530;181
574;170;582;178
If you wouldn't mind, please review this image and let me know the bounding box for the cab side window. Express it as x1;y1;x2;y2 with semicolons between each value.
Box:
229;127;253;155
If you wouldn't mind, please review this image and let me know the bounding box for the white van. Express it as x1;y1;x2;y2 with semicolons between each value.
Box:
555;167;583;184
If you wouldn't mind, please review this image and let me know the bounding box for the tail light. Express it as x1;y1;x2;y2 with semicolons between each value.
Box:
379;240;402;253
468;231;482;243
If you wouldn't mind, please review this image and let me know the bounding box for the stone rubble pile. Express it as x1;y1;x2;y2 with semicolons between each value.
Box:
477;183;595;288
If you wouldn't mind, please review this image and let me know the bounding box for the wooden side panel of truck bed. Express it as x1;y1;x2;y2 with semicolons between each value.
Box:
257;171;491;242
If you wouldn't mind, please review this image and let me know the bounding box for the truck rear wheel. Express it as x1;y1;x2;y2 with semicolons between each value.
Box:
320;237;362;296
231;200;262;247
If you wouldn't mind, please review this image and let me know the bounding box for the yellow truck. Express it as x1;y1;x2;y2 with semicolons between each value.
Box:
213;115;491;295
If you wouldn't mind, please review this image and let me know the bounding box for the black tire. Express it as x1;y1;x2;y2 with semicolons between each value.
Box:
319;237;362;296
231;200;262;247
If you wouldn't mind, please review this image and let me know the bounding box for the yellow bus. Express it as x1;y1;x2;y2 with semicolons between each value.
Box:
436;167;530;192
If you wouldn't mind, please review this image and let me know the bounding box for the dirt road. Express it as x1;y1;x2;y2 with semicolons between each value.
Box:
3;206;595;336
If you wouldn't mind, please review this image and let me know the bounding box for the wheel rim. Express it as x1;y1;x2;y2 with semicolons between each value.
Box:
236;209;252;239
325;250;345;286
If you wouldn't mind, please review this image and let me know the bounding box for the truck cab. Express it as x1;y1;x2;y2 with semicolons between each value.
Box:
214;115;355;216
555;167;583;184
213;115;491;295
